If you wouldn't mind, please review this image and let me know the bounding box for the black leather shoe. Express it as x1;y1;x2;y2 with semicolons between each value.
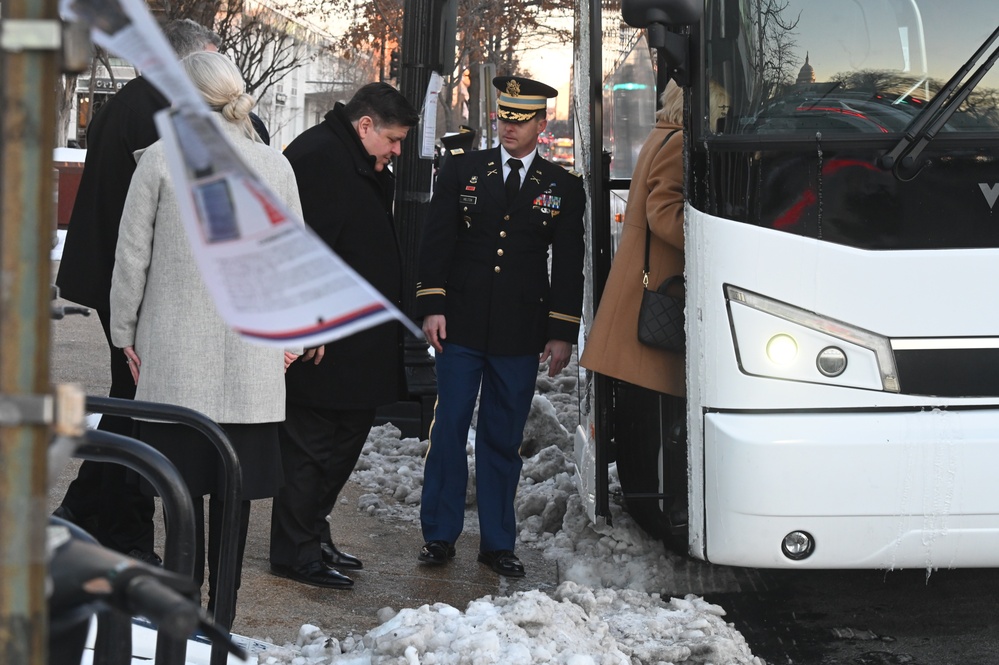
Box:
269;561;353;589
477;550;525;577
321;542;363;570
418;540;455;565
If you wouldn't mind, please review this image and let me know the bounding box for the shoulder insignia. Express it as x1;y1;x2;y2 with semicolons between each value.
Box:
569;169;583;178
449;148;465;155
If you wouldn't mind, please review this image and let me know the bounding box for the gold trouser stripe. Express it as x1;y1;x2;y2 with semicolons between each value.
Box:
423;394;439;461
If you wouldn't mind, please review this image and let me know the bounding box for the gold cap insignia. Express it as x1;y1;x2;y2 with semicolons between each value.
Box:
506;80;521;97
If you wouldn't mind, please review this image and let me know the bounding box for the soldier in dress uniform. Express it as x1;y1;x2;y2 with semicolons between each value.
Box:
415;75;585;577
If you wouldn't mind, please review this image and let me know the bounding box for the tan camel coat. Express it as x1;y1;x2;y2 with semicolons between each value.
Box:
579;120;685;396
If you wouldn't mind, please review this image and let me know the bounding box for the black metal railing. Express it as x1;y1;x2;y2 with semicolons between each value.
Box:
79;396;244;665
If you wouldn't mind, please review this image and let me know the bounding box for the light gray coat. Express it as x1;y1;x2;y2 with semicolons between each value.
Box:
110;117;303;424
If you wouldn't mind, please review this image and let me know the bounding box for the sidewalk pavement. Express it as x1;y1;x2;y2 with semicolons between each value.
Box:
48;274;559;645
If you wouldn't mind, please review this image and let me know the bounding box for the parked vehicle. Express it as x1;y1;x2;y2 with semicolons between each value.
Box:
576;0;999;568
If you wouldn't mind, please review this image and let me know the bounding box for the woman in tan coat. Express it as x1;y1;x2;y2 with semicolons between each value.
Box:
580;81;686;395
579;80;686;539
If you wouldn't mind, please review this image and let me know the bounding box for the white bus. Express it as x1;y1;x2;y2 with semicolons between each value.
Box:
575;0;999;569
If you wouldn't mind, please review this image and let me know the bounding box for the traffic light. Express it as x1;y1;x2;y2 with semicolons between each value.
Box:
389;50;400;80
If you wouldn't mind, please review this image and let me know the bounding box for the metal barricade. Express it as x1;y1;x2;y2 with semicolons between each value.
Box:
84;396;243;665
55;429;196;665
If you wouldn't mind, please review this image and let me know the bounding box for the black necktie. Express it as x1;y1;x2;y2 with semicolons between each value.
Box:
505;158;523;204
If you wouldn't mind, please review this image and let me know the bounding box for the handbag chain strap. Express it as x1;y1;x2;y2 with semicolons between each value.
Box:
643;129;681;288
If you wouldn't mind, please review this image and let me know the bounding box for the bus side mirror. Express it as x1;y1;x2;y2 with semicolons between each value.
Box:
621;0;703;29
622;0;700;87
655;28;692;87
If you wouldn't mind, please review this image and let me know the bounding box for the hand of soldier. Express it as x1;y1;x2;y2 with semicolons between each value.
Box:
422;315;447;354
284;351;299;371
540;339;572;377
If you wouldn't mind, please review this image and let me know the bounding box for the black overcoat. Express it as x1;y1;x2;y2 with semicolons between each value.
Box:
283;104;405;409
57;77;167;312
416;147;585;355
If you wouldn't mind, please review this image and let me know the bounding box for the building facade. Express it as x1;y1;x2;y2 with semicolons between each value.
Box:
67;1;369;150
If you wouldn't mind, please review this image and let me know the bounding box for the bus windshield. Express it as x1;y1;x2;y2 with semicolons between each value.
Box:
705;0;999;136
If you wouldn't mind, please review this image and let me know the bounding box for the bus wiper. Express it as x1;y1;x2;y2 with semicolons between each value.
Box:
881;24;999;177
796;81;842;111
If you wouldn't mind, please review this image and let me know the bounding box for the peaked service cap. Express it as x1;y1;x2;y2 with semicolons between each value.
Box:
493;76;557;123
440;125;477;153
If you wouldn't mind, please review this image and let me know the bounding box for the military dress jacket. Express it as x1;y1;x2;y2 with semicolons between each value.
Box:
416;147;585;356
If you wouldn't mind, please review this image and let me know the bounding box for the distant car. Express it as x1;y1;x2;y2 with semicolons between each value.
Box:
550;137;574;167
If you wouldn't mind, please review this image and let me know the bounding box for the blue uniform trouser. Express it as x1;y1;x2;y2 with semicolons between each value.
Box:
421;343;538;552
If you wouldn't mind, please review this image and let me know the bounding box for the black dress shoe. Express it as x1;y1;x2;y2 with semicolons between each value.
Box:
321;542;363;570
269;561;353;589
477;550;525;577
418;540;455;565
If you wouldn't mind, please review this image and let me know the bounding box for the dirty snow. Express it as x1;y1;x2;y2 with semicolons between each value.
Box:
254;360;762;665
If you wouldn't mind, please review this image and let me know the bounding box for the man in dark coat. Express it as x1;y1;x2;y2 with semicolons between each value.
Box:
269;82;421;589
415;76;585;577
53;19;221;563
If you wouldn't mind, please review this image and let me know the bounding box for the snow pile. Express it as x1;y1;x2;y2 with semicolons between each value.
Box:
254;363;760;664
258;583;762;665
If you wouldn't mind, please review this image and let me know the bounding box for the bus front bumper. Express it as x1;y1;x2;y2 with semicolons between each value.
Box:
703;408;999;569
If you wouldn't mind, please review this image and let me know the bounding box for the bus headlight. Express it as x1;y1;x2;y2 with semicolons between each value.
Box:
726;285;898;392
766;334;798;365
816;346;848;377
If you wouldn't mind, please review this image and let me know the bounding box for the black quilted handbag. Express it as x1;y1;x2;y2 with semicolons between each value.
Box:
637;271;685;352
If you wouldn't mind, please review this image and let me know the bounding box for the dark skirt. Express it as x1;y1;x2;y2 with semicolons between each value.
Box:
136;421;283;500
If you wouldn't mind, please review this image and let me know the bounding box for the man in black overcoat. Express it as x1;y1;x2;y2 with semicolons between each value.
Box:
53;19;221;563
415;76;586;577
269;83;420;588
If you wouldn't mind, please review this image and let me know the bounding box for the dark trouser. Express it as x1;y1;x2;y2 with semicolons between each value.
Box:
194;495;251;618
58;307;155;554
614;380;687;526
269;404;376;568
420;343;538;553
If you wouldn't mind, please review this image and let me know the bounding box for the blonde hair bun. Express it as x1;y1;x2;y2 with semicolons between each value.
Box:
181;51;260;141
222;92;255;122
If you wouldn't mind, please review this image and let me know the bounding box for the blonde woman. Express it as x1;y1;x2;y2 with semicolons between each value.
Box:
109;51;302;618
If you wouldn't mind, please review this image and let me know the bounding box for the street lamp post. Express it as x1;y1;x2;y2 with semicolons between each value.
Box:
392;0;457;439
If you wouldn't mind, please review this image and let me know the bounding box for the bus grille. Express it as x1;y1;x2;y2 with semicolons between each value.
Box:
894;348;999;398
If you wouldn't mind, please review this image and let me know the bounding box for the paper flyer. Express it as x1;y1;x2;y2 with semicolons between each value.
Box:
60;0;421;348
420;71;444;159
